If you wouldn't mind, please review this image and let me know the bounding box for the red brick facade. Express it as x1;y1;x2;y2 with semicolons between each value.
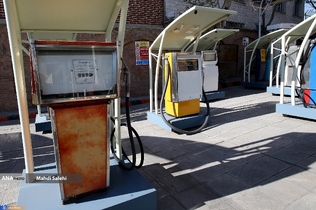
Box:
127;1;163;25
0;0;4;19
0;0;163;111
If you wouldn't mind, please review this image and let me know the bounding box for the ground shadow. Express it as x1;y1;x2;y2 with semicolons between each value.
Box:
0;132;55;173
133;132;316;209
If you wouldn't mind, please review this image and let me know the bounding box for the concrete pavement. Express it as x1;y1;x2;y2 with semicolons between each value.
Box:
1;85;316;209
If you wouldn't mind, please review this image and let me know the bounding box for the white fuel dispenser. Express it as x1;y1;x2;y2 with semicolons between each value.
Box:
201;50;219;92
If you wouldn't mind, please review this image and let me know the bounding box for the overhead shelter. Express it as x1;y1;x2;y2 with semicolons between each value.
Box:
185;28;239;52
243;28;289;84
267;32;302;94
148;6;237;114
276;13;316;120
3;0;129;175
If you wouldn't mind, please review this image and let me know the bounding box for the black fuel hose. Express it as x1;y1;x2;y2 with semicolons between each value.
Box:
160;58;210;135
295;42;316;108
110;58;144;170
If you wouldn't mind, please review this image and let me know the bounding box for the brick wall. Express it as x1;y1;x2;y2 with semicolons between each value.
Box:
0;0;163;111
0;0;4;19
0;25;33;111
127;0;163;25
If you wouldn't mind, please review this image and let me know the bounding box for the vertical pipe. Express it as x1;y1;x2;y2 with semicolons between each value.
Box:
113;0;129;160
37;105;42;117
269;42;274;87
247;40;260;83
243;46;247;82
3;0;34;174
275;45;282;88
279;36;286;104
154;32;166;114
149;48;153;112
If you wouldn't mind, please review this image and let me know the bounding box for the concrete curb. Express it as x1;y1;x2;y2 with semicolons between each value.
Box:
0;81;242;122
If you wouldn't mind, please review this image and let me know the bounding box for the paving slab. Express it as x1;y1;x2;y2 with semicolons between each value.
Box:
258;176;310;206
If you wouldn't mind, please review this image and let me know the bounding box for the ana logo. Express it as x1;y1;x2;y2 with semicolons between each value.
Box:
0;204;8;210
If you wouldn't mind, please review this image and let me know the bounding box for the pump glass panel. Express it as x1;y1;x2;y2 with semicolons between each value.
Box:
177;59;199;71
203;53;216;61
31;41;118;104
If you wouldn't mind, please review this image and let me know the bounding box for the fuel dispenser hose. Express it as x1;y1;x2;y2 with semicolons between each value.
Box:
110;58;144;171
295;42;316;108
160;58;210;135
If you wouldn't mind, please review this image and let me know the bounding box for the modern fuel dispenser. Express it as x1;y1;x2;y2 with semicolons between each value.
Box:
30;40;118;204
201;50;218;93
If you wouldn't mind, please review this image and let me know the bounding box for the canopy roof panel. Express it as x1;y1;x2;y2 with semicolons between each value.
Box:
245;28;289;50
17;0;118;32
186;28;239;52
150;6;237;51
13;0;127;40
283;13;316;37
273;14;316;45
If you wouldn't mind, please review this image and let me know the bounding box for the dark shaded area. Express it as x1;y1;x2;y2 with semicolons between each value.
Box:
0;133;55;173
136;132;316;209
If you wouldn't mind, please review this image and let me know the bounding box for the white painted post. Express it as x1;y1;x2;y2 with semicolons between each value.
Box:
3;0;34;174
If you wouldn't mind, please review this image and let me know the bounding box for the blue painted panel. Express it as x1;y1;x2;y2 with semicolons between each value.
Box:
276;103;316;120
266;86;296;96
310;45;316;101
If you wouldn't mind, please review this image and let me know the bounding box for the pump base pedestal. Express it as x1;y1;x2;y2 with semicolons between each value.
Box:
266;86;297;96
242;81;269;89
17;157;157;210
35;113;51;132
147;111;211;132
201;91;225;102
276;102;316;120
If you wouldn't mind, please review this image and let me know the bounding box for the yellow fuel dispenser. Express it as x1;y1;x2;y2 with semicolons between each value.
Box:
159;52;210;134
147;6;237;133
164;52;202;117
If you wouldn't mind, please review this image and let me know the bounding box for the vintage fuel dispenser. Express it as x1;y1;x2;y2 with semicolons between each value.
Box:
30;40;118;204
201;50;219;93
160;52;210;134
163;52;202;117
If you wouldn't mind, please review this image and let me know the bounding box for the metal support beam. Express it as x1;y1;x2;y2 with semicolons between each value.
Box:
3;0;34;174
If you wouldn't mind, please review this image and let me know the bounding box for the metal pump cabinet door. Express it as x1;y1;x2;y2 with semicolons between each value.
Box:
51;102;110;203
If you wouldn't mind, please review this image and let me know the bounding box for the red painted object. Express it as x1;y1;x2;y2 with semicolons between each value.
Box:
304;89;311;104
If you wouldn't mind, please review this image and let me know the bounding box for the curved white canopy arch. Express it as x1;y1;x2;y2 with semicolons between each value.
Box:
148;6;237;113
